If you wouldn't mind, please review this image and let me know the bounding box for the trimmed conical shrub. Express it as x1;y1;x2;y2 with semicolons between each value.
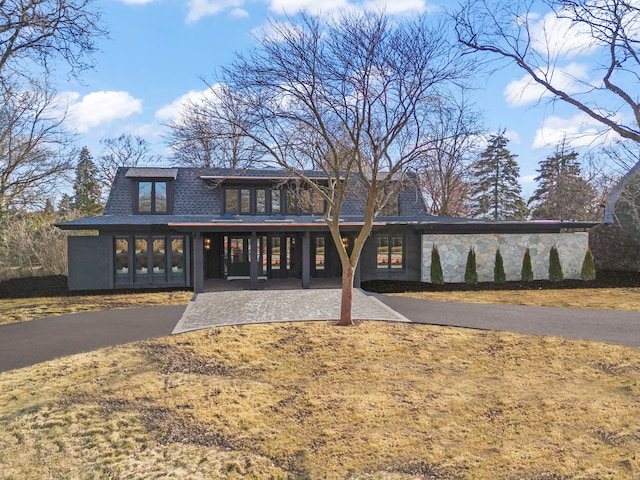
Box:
521;247;533;282
464;247;478;284
580;248;596;281
430;245;444;285
549;246;564;282
494;248;506;283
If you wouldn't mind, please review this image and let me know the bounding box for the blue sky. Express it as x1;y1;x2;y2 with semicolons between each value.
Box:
52;0;620;198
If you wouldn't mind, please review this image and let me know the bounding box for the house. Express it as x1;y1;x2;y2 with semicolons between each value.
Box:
56;167;597;291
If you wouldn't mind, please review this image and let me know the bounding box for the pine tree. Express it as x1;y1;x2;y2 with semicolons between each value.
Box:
528;141;596;220
549;246;564;282
464;247;478;284
580;248;596;281
469;132;528;220
430;244;444;285
494;248;506;283
58;194;74;216
73;147;103;216
521;247;533;281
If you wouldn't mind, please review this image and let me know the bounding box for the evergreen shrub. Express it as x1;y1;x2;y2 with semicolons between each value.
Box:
549;246;564;282
464;247;478;284
521;248;533;282
430;245;444;285
580;248;596;281
494;248;506;283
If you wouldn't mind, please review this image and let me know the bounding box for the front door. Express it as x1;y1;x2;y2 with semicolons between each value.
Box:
225;235;265;278
268;234;301;278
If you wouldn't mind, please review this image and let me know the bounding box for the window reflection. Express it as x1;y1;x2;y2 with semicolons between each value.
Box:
115;238;129;274
138;182;152;212
135;238;148;273
171;238;184;273
153;238;165;274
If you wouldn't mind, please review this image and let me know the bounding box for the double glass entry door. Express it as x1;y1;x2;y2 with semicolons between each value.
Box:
224;235;300;278
268;235;300;278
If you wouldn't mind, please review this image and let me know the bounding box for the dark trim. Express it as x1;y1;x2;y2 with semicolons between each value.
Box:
132;179;175;215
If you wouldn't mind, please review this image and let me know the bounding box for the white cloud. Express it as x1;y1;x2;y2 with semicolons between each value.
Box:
61;91;143;133
155;88;220;122
504;62;591;107
363;0;430;14
504;130;521;145
120;0;154;4
519;174;537;185
187;0;245;23
532;112;621;149
229;7;249;17
529;12;598;59
267;0;350;15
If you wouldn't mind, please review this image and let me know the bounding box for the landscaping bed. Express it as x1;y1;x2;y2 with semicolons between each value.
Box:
362;270;640;293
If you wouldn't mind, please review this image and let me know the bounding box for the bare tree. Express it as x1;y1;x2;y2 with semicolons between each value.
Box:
454;0;640;220
164;85;264;168
419;94;483;217
0;0;106;82
98;133;162;190
0;81;74;217
215;11;472;325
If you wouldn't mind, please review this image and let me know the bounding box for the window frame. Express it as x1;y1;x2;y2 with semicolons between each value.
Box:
134;179;173;214
376;234;405;270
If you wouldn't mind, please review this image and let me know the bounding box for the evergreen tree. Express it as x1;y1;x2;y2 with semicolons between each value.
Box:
494;248;506;283
521;247;533;281
528;141;596;220
580;248;596;281
57;194;74;216
430;244;444;285
464;247;478;284
44;198;55;216
548;246;564;282
73;147;103;216
469;132;528;220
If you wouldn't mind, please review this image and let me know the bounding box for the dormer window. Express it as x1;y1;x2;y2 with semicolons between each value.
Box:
126;168;178;215
138;181;168;213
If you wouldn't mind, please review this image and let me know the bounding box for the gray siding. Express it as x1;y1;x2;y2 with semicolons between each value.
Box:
360;227;422;282
68;236;113;290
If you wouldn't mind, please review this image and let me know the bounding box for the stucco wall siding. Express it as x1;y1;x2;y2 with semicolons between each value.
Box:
421;233;589;283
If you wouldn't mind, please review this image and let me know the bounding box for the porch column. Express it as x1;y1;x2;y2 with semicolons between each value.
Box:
250;232;258;290
302;231;310;289
193;232;204;293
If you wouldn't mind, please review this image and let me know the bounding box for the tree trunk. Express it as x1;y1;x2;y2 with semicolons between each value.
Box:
337;265;355;326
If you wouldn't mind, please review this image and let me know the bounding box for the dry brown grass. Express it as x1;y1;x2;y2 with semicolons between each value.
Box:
0;291;193;326
394;287;640;311
1;321;639;479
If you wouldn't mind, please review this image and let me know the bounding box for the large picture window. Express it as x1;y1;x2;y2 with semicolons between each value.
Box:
115;234;186;285
137;181;169;214
376;235;404;270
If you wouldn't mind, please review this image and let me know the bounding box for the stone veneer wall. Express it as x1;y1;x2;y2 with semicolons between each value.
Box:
421;232;590;283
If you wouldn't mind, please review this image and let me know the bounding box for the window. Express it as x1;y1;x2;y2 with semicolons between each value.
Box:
376;235;404;270
171;238;184;273
226;189;239;213
271;189;281;213
115;238;129;275
223;185;325;215
256;189;266;213
116;235;186;284
137;181;169;214
315;236;325;270
135;237;148;274
152;238;166;274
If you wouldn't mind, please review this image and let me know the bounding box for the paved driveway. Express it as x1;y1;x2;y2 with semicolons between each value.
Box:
376;294;640;349
1;290;638;373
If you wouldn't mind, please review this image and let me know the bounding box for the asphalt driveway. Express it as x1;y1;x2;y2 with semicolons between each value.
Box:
0;292;638;373
0;305;186;372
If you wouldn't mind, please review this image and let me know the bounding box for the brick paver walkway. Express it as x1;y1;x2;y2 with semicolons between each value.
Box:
172;289;409;334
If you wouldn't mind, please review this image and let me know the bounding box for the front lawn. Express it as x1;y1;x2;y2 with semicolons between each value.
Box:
1;321;638;479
